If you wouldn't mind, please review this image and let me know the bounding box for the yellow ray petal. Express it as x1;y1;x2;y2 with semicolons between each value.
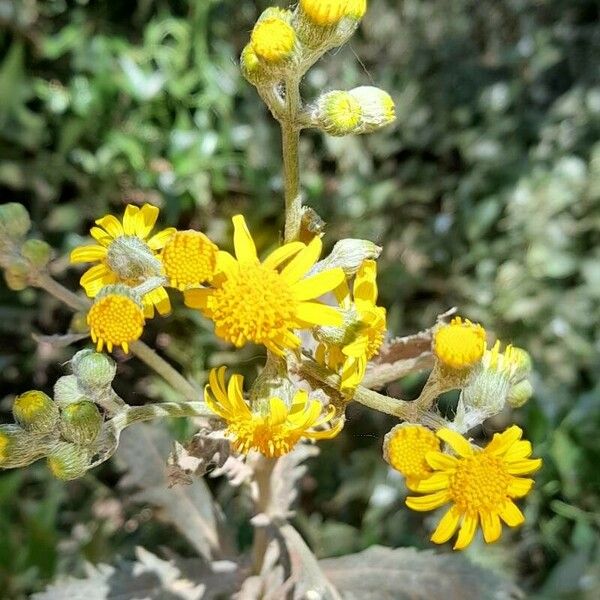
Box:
90;226;113;246
292;268;345;302
499;501;525;527
70;245;107;263
306;416;345;439
436;428;474;457
480;511;502;543
147;227;176;250
81;263;112;286
295;302;342;327
353;260;378;305
268;397;289;425
506;458;542;475
263;242;305;270
144;286;171;316
503;440;533;462
184;288;211;310
122;205;140;236
405;490;450;512
411;472;450;493
431;506;461;544
485;425;523;456
136;204;160;239
453;513;478;550
426;451;459;471
508;477;534;498
232;215;257;263
280;236;322;283
95;215;124;239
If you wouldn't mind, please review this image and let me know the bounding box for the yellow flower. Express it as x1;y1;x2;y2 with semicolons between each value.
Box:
383;424;440;490
300;0;367;27
316;260;386;391
205;367;343;458
161;230;219;290
184;215;345;356
406;426;542;550
87;286;145;353
251;18;296;63
433;316;486;370
70;204;175;318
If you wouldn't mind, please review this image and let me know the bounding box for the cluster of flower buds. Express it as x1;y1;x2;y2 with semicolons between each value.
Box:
0;203;52;291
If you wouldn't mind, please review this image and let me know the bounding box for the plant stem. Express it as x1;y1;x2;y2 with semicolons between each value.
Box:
282;76;302;242
251;455;277;574
111;401;213;431
36;272;90;311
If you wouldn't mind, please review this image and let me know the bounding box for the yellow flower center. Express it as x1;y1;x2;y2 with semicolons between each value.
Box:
433;317;486;369
449;453;511;514
208;264;297;348
301;0;366;26
251;18;295;63
162;230;218;289
385;425;440;483
229;418;300;458
87;293;145;352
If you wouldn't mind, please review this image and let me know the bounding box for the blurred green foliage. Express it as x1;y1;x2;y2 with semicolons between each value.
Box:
0;0;599;597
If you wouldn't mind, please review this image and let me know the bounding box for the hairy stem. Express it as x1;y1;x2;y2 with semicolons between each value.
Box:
251;455;277;574
110;401;213;431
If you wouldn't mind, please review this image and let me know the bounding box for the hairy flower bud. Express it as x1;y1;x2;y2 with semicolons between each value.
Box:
21;238;52;268
54;375;86;408
105;235;162;282
0;424;57;468
13;390;60;433
3;261;30;291
241;44;264;85
60;401;103;445
314;91;362;136
507;379;533;408
47;442;92;481
310;238;381;277
347;86;396;133
71;349;117;389
0;202;31;240
251;14;297;65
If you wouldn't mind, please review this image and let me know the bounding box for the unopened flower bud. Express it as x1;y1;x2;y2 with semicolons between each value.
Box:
21;238;52;268
0;424;57;468
507;346;532;382
60;401;103;445
310;238;381;277
54;375;86;408
461;366;511;416
348;86;396;133
241;44;264;85
0;203;31;239
299;0;366;27
3;262;30;291
71;349;116;389
314;91;362;136
47;442;92;481
507;379;533;408
13;390;59;432
251;14;297;65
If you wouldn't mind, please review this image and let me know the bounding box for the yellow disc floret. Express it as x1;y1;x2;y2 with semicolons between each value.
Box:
384;424;440;489
406;426;542;549
87;286;145;353
161;230;218;290
251;18;296;63
301;0;366;26
433;316;486;370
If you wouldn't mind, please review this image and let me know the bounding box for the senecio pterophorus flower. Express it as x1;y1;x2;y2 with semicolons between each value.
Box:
316;259;386;391
70;204;175;317
300;0;367;27
205;367;343;458
433;316;486;370
185;215;345;356
405;426;542;550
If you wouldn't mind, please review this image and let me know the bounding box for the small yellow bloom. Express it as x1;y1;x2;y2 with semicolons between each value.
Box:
161;230;219;290
318;90;363;136
70;204;175;318
316;260;386;391
87;286;145;353
383;424;440;490
433;316;486;370
12;390;59;432
205;367;343;458
251;18;296;63
300;0;367;27
406;426;542;550
184;215;345;356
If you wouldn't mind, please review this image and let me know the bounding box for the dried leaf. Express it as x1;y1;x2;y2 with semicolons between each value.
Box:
117;423;224;560
320;545;522;600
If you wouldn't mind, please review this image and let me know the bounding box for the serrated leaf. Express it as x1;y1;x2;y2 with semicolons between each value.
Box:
319;545;521;600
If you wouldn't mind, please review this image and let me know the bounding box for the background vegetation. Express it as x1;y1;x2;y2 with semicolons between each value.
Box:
0;0;599;597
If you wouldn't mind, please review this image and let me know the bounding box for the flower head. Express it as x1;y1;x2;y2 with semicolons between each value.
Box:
205;367;343;458
251;17;296;63
184;215;345;356
300;0;367;27
383;424;440;489
161;230;219;290
406;426;542;550
70;204;174;318
87;285;145;353
433;316;486;370
316;260;386;391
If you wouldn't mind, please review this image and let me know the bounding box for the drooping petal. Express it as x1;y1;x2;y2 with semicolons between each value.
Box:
411;472;451;493
268;397;289;426
353;260;378;306
426;451;459;471
453;514;478;550
263;242;305;270
436;428;474;457
232;215;258;263
431;506;461;544
70;245;107;263
122;205;140;236
295;302;343;327
136;204;160;239
306;416;345;440
280;236;322;283
480;511;502;543
405;490;450;512
144;286;171;316
95;215;124;239
499;501;525;527
291;268;346;301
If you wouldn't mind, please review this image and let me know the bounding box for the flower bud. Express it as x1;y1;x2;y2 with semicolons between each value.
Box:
0;424;57;468
347;86;396;133
241;44;264;86
3;262;29;291
248;357;296;414
314;91;362;136
54;375;86;408
12;390;59;433
460;366;511;416
105;235;162;282
47;442;92;481
71;349;117;389
507;346;532;383
21;238;52;268
60;401;103;445
310;238;381;277
0;203;31;240
250;13;297;66
507;379;533;408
